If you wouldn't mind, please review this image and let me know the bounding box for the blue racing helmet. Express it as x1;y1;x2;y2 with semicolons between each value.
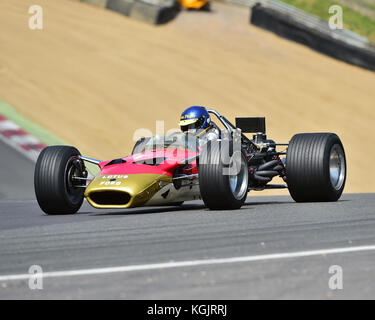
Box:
179;106;211;133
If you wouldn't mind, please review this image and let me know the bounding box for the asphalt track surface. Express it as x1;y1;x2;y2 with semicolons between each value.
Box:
1;192;375;299
1;139;375;299
0;140;35;200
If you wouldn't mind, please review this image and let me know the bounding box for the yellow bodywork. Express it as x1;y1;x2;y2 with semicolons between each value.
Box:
177;0;209;9
85;173;201;209
85;174;172;209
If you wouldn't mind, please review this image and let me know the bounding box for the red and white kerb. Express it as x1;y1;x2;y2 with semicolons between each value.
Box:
0;115;46;162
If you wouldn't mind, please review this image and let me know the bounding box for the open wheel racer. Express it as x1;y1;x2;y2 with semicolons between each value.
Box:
34;108;346;214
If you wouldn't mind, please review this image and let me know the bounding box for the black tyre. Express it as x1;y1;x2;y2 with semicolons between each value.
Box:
286;133;346;202
199;140;249;210
34;146;87;215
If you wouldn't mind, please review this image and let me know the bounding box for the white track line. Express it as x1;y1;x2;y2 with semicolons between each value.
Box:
1;245;375;282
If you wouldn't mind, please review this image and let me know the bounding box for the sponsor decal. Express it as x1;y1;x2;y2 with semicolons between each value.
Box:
101;175;128;179
100;181;122;186
180;114;196;120
99;175;128;186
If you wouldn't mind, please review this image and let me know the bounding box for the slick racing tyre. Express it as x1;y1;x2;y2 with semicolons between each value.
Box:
34;146;87;215
199;140;249;210
286;133;346;202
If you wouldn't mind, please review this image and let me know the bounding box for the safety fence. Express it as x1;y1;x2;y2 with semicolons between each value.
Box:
216;0;375;71
72;0;180;24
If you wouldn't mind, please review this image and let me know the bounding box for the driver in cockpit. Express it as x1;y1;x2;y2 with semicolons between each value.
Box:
178;106;220;145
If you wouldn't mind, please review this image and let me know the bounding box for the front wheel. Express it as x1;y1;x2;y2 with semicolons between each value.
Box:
199;140;249;210
34;146;87;215
286;133;346;202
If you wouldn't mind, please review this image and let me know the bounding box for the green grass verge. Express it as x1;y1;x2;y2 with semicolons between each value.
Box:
279;0;375;42
0;101;99;174
0;101;65;145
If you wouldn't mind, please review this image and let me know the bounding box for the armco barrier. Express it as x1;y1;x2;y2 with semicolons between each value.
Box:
130;0;180;24
107;0;134;16
75;0;180;24
82;0;108;7
215;0;375;71
250;2;375;71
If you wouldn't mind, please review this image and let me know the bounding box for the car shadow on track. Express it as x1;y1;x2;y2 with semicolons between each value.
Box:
243;201;292;207
79;197;349;216
85;199;296;216
87;203;207;216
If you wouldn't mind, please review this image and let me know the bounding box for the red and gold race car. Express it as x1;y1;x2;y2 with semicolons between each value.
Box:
34;110;346;214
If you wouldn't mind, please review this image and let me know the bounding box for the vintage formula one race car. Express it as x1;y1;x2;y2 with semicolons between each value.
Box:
34;110;346;214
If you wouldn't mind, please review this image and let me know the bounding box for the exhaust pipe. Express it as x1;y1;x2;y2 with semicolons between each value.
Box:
253;159;284;182
258;160;278;171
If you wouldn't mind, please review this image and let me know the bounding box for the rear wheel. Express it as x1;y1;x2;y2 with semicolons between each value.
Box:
34;146;87;215
286;133;346;202
199;140;249;210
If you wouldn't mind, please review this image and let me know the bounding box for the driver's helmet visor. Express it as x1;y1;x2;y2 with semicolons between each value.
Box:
180;117;204;133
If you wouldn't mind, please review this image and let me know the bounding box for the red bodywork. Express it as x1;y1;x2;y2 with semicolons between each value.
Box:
98;148;199;176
